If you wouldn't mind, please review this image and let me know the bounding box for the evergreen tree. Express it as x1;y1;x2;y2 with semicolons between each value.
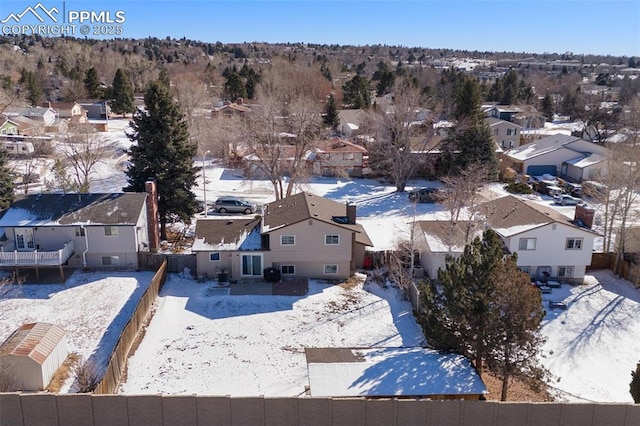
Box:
0;148;14;209
541;93;555;122
223;72;247;102
342;75;370;109
631;362;640;403
19;69;43;106
84;67;102;99
323;94;340;131
447;74;497;176
124;80;199;240
110;68;135;115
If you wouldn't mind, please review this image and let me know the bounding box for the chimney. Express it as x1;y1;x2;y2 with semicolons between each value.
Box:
145;180;160;253
236;97;243;105
574;204;595;229
346;202;357;225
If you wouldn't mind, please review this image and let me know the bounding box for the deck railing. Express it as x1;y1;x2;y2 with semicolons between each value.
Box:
0;241;74;266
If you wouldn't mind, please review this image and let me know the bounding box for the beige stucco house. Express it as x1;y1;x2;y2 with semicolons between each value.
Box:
193;192;373;280
312;138;368;177
487;117;523;150
0;190;156;275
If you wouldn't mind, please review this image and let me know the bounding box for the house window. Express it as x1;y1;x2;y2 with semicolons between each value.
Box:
209;252;220;262
325;234;340;245
509;140;514;149
518;238;536;250
104;226;119;236
242;254;262;276
324;264;338;275
102;256;120;266
501;141;506;148
518;266;532;276
507;128;513;136
281;265;295;275
558;266;574;277
566;238;583;250
344;153;354;160
74;227;85;237
280;235;295;246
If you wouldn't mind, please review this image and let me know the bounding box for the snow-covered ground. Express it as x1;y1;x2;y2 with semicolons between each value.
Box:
0;270;155;392
119;273;425;396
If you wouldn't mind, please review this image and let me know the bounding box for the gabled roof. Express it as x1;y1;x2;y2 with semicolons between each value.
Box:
315;138;367;154
486;117;523;129
0;323;65;364
3;107;54;118
193;217;262;251
0;193;147;227
505;134;583;161
478;195;595;237
263;192;372;246
338;109;366;126
418;220;482;253
213;102;251;113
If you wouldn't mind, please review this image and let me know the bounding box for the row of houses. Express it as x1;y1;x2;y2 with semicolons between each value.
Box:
0;181;597;284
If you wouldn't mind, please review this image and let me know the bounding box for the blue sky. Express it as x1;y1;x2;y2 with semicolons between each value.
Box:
1;0;639;56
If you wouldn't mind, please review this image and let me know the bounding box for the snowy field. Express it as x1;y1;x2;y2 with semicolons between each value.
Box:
0;270;155;392
119;273;425;396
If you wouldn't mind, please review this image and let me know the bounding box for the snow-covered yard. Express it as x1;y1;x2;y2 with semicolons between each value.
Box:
0;270;155;392
119;273;425;396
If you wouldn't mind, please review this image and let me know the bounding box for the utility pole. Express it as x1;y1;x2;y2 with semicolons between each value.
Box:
202;150;210;216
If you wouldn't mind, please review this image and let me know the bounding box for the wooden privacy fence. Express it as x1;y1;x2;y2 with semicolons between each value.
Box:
93;259;168;394
588;252;640;287
138;252;197;274
0;394;637;426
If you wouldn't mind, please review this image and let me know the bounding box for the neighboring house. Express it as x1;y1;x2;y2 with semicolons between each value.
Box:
5;115;42;135
238;143;314;179
3;107;57;127
512;112;546;129
305;347;487;400
503;134;609;181
77;100;111;120
311;138;368;177
415;220;483;280
487;117;523;150
48;102;88;124
212;98;251;118
338;109;366;137
0;116;19;135
484;105;523;122
0;189;157;274
193;192;373;280
478;195;597;282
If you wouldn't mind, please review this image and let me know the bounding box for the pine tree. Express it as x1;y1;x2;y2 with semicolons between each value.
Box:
447;74;498;177
223;72;247;102
323;94;340;131
110;68;135;116
541;93;555;122
84;67;102;99
124;80;200;240
342;75;370;109
0;148;14;209
631;362;640;403
19;69;43;106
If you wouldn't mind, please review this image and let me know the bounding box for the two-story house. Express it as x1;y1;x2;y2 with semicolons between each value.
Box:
487;117;523;150
0;183;159;279
3;107;57;127
312;138;368;177
193;192;373;280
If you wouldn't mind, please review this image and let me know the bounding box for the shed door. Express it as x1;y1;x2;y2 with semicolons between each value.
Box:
15;228;35;251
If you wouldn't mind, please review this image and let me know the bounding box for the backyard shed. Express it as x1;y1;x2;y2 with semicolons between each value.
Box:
0;322;67;391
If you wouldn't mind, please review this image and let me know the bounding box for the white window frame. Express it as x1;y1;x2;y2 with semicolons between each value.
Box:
518;238;536;250
325;234;340;245
209;252;220;262
102;255;120;266
324;264;338;275
74;227;85;237
557;266;574;277
280;235;296;246
104;226;119;236
281;265;295;275
518;266;531;276
566;238;583;250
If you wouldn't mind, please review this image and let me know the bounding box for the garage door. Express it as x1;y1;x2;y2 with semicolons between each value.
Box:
526;165;557;177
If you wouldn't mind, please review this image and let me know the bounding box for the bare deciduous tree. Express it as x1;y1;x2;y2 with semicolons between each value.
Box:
74;358;100;393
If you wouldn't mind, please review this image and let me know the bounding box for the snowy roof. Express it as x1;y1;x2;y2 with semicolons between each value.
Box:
565;153;604;168
315;138;367;154
0;193;147;227
193;217;262;251
306;347;487;397
505;134;582;161
418;220;482;253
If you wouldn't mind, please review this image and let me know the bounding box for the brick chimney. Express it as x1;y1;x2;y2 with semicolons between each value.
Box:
236;97;243;105
346;202;357;224
574;204;595;229
145;180;160;253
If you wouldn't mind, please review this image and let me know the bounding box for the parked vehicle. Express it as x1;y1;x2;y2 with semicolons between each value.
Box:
554;194;583;206
408;187;439;203
213;197;257;214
